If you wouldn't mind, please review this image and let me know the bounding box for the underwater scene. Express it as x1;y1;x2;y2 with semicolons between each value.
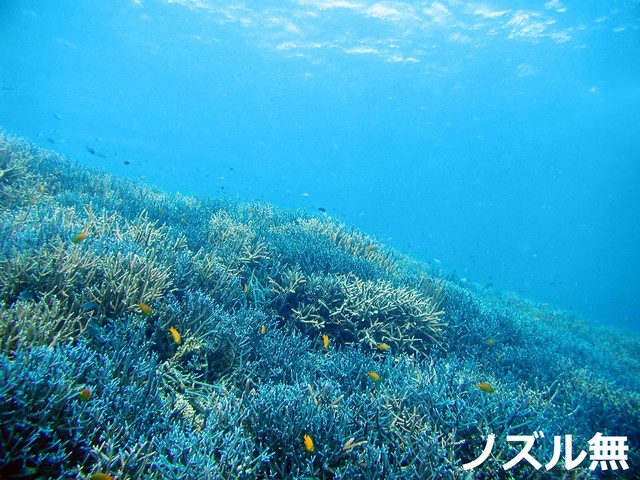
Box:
1;132;639;479
1;0;640;479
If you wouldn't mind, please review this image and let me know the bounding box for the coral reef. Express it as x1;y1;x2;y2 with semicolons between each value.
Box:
290;272;444;353
0;131;638;479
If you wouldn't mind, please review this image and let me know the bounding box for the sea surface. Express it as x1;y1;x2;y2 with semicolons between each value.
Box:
1;0;639;330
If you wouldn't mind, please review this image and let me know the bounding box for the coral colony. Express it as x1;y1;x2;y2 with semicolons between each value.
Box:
0;132;638;478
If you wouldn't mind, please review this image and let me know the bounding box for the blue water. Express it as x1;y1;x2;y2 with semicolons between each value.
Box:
1;0;639;330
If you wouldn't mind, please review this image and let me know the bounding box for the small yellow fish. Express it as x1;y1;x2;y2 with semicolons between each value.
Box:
486;338;496;345
91;474;115;480
71;231;88;244
303;434;315;453
139;303;152;316
169;326;181;345
78;388;92;402
377;343;390;351
322;334;330;349
242;282;249;295
366;371;381;382
476;382;495;393
365;244;377;253
260;324;266;335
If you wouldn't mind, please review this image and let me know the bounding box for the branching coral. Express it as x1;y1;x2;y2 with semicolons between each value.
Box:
0;346;92;478
85;250;174;317
0;296;87;355
0;135;638;480
292;272;444;354
292;217;400;275
0;144;37;210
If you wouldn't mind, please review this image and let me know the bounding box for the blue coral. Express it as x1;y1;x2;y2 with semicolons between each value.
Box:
0;133;638;479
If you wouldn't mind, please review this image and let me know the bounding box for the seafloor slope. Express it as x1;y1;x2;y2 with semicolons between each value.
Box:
0;132;638;479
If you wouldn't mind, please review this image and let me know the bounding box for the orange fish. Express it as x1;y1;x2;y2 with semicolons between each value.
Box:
78;388;92;402
91;474;114;480
476;382;495;393
139;303;152;316
377;343;390;351
71;231;88;244
169;326;181;345
366;371;381;382
260;324;266;335
303;434;315;453
322;334;330;349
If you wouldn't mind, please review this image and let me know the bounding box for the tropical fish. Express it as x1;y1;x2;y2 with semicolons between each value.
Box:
322;334;330;349
303;434;315;452
242;282;249;295
365;245;377;253
486;338;496;345
260;324;266;335
139;303;152;316
366;371;381;382
377;343;390;351
90;474;114;480
476;382;495;393
169;326;181;345
71;231;88;244
78;388;92;402
82;301;98;311
18;290;35;301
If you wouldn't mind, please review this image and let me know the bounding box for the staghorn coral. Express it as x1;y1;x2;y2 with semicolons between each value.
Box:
207;210;261;275
84;249;174;318
0;214;175;321
157;292;268;394
0;144;40;211
289;217;401;275
0;134;639;479
181;248;245;308
0;295;87;355
292;272;444;354
0;346;92;479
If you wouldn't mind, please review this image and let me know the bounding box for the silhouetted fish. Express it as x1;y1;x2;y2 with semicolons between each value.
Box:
82;301;98;312
18;290;35;301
